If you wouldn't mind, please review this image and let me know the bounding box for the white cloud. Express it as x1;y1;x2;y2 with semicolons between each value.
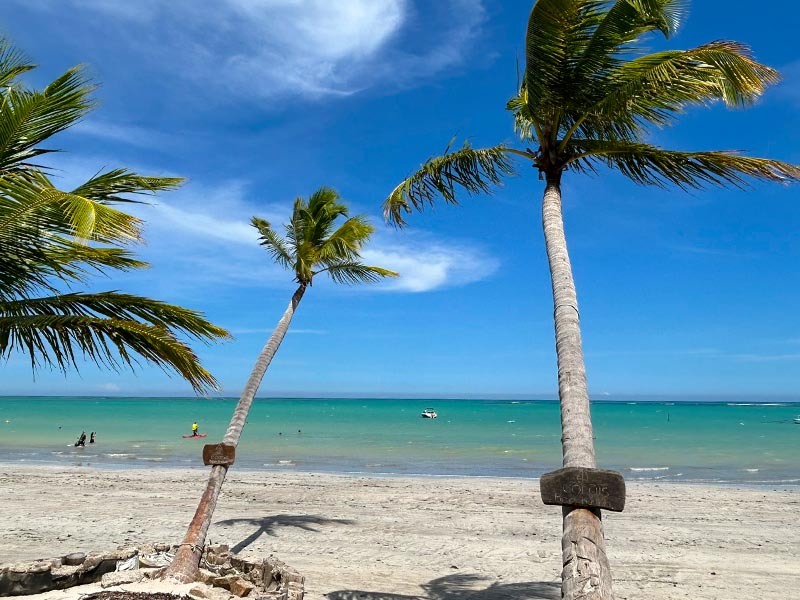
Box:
29;151;500;294
363;237;499;293
132;185;499;294
19;0;485;101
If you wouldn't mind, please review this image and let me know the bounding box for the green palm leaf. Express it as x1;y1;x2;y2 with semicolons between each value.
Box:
254;186;398;286
383;141;516;226
0;292;230;393
566;139;800;189
0;36;228;393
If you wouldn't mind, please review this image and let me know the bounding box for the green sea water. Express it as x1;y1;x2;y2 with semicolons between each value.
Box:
0;397;798;485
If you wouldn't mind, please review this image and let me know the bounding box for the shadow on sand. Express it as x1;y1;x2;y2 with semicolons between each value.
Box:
216;514;355;554
327;573;560;600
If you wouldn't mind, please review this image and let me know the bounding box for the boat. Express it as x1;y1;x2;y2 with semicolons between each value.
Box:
421;408;438;419
794;416;800;424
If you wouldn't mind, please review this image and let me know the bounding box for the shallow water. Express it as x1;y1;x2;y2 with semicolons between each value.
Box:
0;396;798;485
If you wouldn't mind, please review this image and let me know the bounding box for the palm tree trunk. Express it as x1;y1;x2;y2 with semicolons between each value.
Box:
165;284;307;583
541;173;614;600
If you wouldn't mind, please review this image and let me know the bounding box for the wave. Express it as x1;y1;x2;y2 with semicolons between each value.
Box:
629;466;669;472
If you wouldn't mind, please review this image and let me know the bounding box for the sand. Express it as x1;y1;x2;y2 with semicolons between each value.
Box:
0;465;797;600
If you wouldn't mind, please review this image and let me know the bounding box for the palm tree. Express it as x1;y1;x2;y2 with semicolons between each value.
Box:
382;2;800;598
166;187;398;582
0;38;229;393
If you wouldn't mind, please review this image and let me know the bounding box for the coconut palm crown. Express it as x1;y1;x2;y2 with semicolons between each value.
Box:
254;186;397;287
382;2;799;599
166;187;397;582
0;38;229;393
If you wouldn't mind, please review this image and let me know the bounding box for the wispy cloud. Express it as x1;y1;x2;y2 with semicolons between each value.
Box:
363;233;499;293
31;151;500;295
71;120;175;149
20;0;486;101
126;180;499;294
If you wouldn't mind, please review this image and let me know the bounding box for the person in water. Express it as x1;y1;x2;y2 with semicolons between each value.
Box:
75;431;86;447
191;422;199;436
89;432;96;444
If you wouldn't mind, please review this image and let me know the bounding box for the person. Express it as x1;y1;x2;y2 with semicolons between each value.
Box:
89;432;96;444
191;421;199;437
74;431;86;447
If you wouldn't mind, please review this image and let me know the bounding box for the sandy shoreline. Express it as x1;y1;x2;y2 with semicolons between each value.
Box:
0;465;798;599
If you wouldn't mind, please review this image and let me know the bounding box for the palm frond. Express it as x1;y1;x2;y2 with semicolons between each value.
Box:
567;139;800;189
383;141;515;227
315;262;398;285
318;216;374;262
0;170;143;245
0;38;35;88
524;0;604;117
71;169;184;204
0;292;231;393
0;65;95;173
594;41;780;128
251;216;294;271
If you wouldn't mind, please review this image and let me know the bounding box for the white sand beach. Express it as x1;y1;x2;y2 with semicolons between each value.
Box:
0;465;798;600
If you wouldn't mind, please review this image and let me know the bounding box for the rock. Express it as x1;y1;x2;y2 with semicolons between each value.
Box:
100;570;146;588
0;563;53;596
197;568;219;585
230;578;256;597
189;582;234;600
62;552;86;566
213;573;241;590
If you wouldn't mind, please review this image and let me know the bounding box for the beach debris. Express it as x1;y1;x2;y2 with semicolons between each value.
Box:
116;555;140;571
63;551;87;566
0;545;303;599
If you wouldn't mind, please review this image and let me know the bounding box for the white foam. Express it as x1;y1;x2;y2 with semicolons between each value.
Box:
630;466;669;472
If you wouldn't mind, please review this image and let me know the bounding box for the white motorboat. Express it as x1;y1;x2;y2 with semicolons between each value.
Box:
421;408;438;419
794;416;800;424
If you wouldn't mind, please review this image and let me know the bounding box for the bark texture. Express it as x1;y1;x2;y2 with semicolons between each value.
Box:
165;284;307;583
541;175;614;600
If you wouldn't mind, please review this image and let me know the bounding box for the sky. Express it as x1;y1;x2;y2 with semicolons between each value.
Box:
1;0;799;399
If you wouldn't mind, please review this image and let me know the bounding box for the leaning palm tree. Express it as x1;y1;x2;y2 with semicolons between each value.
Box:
166;187;398;581
383;2;800;598
0;37;229;393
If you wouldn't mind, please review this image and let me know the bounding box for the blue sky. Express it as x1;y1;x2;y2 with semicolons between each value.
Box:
2;0;799;399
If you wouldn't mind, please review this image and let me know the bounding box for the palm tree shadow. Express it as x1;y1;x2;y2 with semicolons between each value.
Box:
215;514;355;554
327;573;560;600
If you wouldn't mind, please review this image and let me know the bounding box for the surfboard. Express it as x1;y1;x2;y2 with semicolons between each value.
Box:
182;433;208;438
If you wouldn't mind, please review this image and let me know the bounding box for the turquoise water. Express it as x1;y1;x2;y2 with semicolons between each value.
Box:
0;397;798;485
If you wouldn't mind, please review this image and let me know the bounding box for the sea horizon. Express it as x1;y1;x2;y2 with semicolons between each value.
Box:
1;396;798;487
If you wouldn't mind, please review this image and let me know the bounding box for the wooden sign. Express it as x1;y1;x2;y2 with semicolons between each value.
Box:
540;467;626;512
202;443;236;466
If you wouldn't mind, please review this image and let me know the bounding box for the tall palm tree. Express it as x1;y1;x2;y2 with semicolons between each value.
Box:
166;187;398;582
0;38;229;393
383;2;800;598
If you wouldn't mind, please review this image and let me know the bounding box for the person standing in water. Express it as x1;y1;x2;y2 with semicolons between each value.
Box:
191;421;199;437
89;432;96;444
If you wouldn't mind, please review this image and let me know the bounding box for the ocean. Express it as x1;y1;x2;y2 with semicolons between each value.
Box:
0;397;798;486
